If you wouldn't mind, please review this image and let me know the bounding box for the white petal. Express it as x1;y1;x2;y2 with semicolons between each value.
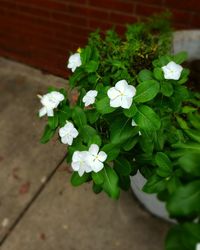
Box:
89;144;99;156
162;61;183;80
46;108;54;117
78;168;85;177
59;127;67;137
51;91;64;102
71;161;80;171
110;96;122;108
72;151;81;162
39;107;47;117
121;96;133;109
115;80;128;93
71;128;79;138
98;151;107;162
196;243;200;250
61;135;73;145
124;85;136;98
107;87;120;99
91;160;104;173
86;90;98;98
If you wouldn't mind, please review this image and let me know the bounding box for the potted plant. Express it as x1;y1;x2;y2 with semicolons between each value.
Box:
38;14;200;250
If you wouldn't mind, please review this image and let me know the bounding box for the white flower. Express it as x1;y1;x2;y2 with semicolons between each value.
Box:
71;151;91;177
196;243;200;250
107;80;136;109
67;53;82;72
59;121;78;145
83;90;98;107
162;61;183;80
87;144;107;173
38;91;64;117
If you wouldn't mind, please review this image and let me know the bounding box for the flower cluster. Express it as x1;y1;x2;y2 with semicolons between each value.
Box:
72;144;107;176
38;91;64;117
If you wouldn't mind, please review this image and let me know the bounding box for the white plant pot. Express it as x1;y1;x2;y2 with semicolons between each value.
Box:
130;30;200;222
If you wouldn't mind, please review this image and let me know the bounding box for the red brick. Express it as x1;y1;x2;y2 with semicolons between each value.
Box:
110;12;137;25
88;0;134;14
163;0;200;12
52;12;88;27
190;13;200;28
135;3;165;16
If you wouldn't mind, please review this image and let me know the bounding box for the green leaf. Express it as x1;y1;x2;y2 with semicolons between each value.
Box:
153;67;164;80
72;106;87;128
165;223;200;250
123;104;137;118
102;166;120;199
58;106;72;126
114;157;132;176
71;172;90;187
86;110;99;124
40;125;55;144
92;183;102;194
80;46;92;64
184;129;200;143
92;171;104;185
96;96;115;114
155;152;172;177
48;113;58;129
69;68;85;88
179;152;200;177
167;180;200;217
133;105;161;131
142;174;166;194
79;125;101;146
102;144;120;161
173;51;188;64
134;80;160;103
110;118;138;145
138;69;153;82
122;137;138;151
160;82;173;97
118;175;130;191
85;60;99;73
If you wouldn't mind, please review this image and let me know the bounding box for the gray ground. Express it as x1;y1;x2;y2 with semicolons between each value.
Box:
0;58;170;250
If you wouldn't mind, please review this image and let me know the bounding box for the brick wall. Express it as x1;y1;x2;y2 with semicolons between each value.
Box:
0;0;199;77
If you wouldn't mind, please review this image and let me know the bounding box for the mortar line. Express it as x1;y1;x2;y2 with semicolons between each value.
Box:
0;153;67;246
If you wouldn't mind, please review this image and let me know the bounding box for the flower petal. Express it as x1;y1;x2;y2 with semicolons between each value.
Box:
39;107;47;117
124;85;136;98
91;160;104;173
89;144;99;156
110;96;122;108
121;96;133;109
107;87;120;99
46;108;54;117
98;151;107;162
115;80;128;92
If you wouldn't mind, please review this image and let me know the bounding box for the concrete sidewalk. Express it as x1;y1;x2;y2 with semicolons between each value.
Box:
0;58;170;250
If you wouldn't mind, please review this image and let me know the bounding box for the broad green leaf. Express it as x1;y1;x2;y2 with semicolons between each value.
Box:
71;172;90;186
48;113;58;129
165;223;200;250
110;118;138;145
85;60;99;73
102;144;120;161
173;51;188;64
181;106;197;114
133;105;161;131
122;137;138;151
40;125;56;144
96;96;115;114
179;153;200;177
114;157;132;176
138;69;153;82
155;152;172;177
142;175;166;194
167;180;200;217
102;166;120;199
72;106;87;128
123;104;137;118
58;106;71;126
86;109;99;124
92;171;104;185
69;68;86;88
134;80;160;103
92;183;102;194
153;68;163;80
160;82;173;97
118;175;130;191
79;125;101;146
176;116;189;129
